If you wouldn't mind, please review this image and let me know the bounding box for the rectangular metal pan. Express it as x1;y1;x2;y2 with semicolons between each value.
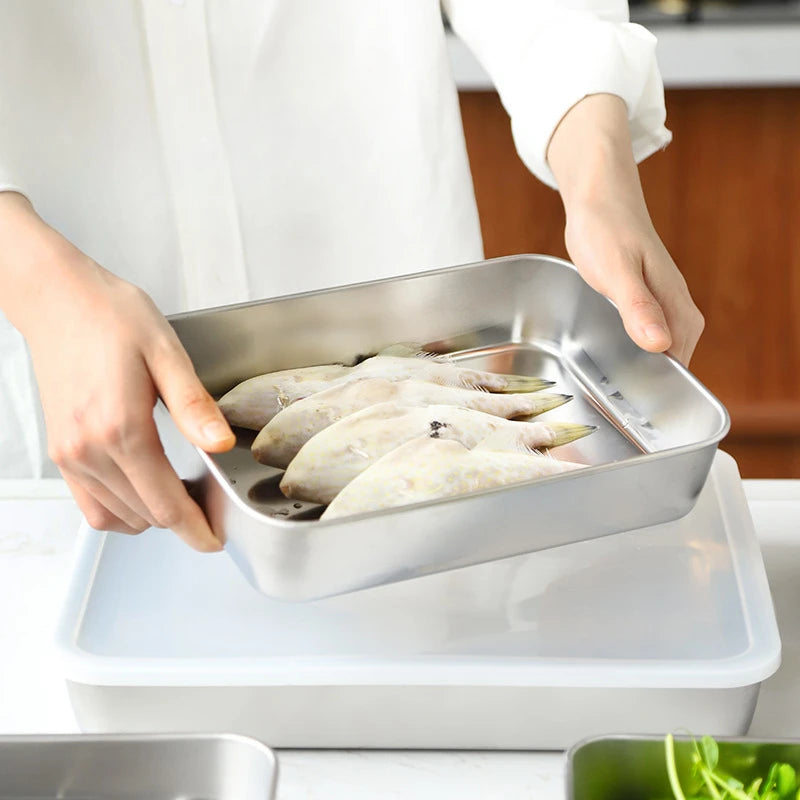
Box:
167;254;730;600
0;733;277;799
567;735;800;800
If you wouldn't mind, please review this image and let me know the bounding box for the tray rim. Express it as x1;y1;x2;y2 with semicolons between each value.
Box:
54;453;781;690
0;732;278;797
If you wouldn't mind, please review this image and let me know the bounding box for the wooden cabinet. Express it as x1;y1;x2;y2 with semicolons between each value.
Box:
459;88;800;478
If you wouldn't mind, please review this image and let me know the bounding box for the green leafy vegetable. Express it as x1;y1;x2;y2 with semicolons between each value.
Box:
665;734;800;800
702;737;720;772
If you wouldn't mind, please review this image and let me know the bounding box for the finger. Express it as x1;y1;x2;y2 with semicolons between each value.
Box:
613;275;672;354
663;312;691;367
642;260;704;367
672;300;704;367
666;311;703;368
73;460;157;530
114;428;224;552
63;474;146;535
670;344;690;368
54;414;156;529
147;331;236;453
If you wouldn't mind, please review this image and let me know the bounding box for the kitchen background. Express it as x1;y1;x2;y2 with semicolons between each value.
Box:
450;3;800;478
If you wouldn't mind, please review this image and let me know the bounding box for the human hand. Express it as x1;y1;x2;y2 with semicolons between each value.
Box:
563;194;703;367
0;193;235;550
547;94;704;366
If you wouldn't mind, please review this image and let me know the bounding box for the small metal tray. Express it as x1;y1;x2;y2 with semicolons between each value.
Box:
167;254;729;600
567;735;800;800
0;733;277;799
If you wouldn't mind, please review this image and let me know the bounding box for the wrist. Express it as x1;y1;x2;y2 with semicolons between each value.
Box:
547;94;645;212
0;192;90;335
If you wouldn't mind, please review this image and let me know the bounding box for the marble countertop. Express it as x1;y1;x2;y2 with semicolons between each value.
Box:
1;476;799;799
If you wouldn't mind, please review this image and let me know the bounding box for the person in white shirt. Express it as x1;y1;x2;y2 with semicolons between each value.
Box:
0;1;703;550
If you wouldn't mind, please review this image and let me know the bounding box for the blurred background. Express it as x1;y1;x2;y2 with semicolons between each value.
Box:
450;7;800;478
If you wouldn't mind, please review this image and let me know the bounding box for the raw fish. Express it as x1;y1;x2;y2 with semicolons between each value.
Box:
321;430;587;520
281;402;595;504
252;378;572;469
218;349;554;431
217;364;350;430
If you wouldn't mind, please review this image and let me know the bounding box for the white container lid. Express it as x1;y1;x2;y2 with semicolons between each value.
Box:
55;452;780;690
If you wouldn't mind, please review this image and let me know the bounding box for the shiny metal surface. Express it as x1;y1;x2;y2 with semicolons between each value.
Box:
567;735;800;800
168;255;730;600
0;733;277;799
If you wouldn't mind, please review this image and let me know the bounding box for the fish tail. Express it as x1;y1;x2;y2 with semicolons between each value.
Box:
541;422;597;448
495;375;556;393
518;392;572;416
506;421;596;450
473;431;587;472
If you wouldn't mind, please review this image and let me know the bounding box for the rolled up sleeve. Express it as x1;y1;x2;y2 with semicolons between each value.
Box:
0;164;28;197
443;0;672;189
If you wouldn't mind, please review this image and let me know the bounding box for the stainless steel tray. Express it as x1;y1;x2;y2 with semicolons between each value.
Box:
0;733;277;799
567;735;800;800
167;254;730;600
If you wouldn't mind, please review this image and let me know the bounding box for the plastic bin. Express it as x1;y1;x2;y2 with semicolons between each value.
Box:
55;452;780;749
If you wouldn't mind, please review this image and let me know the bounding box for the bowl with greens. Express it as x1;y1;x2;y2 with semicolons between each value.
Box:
568;734;800;800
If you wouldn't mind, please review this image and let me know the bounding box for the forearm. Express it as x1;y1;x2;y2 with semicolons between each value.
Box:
0;191;91;336
546;93;648;218
0;190;230;548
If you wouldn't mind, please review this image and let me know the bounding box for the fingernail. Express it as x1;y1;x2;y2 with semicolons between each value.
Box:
644;324;669;343
202;419;231;443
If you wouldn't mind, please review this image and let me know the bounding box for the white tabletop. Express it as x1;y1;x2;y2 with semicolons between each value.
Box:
1;477;799;799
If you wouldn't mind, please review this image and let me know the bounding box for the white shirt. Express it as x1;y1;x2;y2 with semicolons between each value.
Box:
0;0;670;478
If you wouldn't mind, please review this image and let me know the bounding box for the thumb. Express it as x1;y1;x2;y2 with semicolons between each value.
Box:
613;275;672;354
148;340;236;453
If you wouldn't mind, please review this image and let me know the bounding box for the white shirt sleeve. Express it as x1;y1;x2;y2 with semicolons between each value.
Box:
442;0;672;189
0;165;28;197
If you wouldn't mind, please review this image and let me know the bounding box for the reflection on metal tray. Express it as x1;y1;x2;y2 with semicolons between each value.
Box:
166;254;729;600
0;733;277;800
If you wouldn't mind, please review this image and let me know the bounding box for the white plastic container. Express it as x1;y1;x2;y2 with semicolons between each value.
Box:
55;452;781;750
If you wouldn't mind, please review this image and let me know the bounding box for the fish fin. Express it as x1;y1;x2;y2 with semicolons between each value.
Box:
377;342;452;362
495;375;556;393
550;393;573;410
547;394;573;412
527;422;597;449
512;393;573;418
448;376;497;392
